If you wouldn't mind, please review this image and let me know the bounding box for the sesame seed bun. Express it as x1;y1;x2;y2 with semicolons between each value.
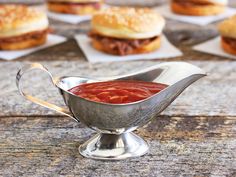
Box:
0;5;49;50
91;7;165;39
47;0;102;15
171;0;227;16
218;16;236;55
218;15;236;39
0;5;49;38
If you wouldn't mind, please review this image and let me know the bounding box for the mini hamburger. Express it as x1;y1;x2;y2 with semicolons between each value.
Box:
89;7;165;56
0;5;49;50
218;15;236;55
47;0;103;15
171;0;228;16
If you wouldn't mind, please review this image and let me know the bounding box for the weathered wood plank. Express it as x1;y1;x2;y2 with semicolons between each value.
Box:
0;61;235;117
0;115;235;176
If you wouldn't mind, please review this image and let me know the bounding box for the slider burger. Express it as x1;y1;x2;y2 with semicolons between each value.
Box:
218;15;236;55
0;5;49;50
47;0;103;15
171;0;228;16
89;7;165;56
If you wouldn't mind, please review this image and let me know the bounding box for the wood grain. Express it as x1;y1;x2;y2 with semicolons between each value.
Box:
0;115;235;176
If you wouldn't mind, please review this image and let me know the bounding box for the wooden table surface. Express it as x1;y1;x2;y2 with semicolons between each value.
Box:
0;1;236;177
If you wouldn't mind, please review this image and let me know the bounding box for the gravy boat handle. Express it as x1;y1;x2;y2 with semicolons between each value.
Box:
16;63;77;122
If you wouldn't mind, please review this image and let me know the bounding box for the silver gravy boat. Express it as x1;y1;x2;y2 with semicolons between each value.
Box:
16;62;206;160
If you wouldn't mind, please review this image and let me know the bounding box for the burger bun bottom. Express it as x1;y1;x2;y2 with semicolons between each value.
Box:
0;33;47;50
171;1;225;16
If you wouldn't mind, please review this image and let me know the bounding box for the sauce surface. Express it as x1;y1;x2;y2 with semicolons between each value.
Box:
68;80;168;104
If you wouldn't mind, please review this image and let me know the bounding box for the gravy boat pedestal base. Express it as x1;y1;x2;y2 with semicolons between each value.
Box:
79;132;149;160
16;62;206;160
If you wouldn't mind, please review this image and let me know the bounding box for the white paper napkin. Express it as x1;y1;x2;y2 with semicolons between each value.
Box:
193;37;236;60
75;34;183;63
47;11;91;24
0;34;67;60
154;5;236;26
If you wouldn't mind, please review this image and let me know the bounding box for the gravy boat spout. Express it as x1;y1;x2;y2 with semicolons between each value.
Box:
69;62;206;131
16;62;206;160
99;62;206;85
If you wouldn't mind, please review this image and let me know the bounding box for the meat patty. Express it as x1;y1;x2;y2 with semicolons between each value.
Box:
173;0;215;6
0;28;49;43
222;36;236;49
48;1;101;9
89;32;159;56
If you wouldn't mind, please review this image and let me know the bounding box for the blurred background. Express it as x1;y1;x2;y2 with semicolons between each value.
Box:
0;0;166;6
2;0;235;7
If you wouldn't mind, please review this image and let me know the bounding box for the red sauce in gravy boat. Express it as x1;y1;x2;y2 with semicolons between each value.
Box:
68;80;168;104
